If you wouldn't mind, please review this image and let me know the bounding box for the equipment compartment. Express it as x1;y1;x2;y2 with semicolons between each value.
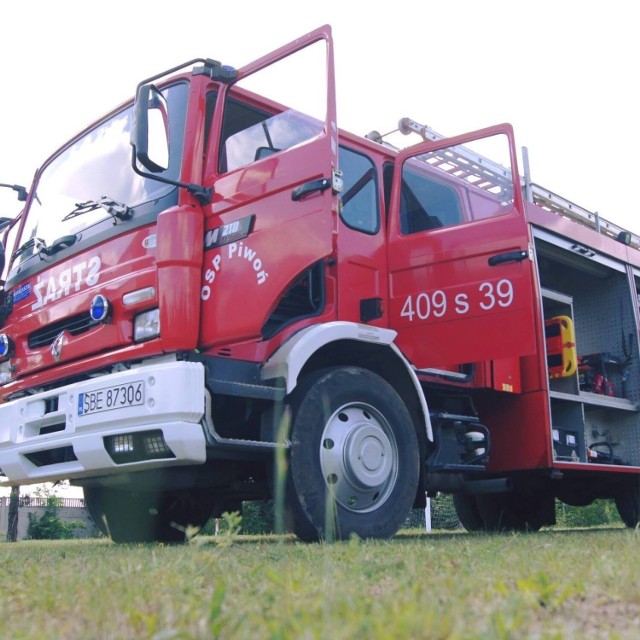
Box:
535;232;640;467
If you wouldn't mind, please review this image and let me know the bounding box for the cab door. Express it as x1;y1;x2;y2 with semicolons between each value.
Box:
387;125;539;370
200;26;338;347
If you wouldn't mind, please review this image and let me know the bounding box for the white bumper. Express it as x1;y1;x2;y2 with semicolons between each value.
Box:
0;359;207;485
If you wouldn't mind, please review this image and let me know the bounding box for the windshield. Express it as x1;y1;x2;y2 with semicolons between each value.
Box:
11;82;189;270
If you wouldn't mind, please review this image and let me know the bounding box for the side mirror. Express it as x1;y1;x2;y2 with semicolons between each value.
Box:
131;84;169;173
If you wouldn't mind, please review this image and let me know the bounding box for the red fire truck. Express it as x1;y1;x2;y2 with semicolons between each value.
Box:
2;25;640;542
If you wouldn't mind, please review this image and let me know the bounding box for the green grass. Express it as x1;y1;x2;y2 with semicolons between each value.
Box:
1;526;639;639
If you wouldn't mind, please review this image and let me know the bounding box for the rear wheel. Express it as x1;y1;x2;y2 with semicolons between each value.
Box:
83;487;217;543
614;476;640;527
474;489;552;532
285;367;420;541
475;493;531;531
453;493;485;532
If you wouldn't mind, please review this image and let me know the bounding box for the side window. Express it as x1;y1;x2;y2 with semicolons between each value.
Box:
219;98;323;173
400;133;514;235
400;169;462;234
339;146;379;234
218;99;270;173
219;37;327;175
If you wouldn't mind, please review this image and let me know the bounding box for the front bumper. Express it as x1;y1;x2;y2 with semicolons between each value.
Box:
0;359;207;485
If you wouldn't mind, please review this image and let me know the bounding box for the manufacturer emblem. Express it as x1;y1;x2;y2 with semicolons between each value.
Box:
51;332;66;362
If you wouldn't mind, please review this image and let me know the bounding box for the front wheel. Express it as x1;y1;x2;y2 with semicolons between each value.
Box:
84;487;217;543
284;367;420;541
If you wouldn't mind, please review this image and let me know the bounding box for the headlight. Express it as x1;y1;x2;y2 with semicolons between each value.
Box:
133;308;160;342
0;333;13;358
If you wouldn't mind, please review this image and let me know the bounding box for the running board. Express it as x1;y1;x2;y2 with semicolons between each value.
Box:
201;390;290;456
190;354;286;401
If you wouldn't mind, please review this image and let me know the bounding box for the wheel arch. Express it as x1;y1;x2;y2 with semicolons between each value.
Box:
261;321;432;449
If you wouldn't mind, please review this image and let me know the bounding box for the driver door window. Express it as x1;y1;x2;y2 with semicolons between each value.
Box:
219;100;323;173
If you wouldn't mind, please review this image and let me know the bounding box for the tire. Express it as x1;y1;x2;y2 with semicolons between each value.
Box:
474;490;551;532
284;366;420;541
475;493;530;532
83;488;109;537
453;493;485;532
614;477;640;527
83;487;217;543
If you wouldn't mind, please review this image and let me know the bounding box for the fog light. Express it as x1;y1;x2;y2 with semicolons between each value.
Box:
105;430;175;464
111;434;135;454
133;308;160;342
143;431;173;457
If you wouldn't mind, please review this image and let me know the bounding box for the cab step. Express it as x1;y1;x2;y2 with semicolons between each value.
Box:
426;412;490;472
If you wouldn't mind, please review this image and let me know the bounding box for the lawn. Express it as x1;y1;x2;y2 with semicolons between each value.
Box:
1;525;638;639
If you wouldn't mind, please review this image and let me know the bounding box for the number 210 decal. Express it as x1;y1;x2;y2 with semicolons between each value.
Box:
400;279;515;322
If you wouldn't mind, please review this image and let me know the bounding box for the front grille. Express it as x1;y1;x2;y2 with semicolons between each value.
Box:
28;312;98;349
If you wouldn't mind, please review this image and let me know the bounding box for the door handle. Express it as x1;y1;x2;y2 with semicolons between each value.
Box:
291;178;331;201
570;243;595;257
488;250;528;266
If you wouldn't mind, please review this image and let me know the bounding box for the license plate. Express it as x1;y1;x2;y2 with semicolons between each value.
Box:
78;381;145;416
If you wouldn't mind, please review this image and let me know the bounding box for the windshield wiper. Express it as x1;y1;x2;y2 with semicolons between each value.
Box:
12;236;47;260
46;234;78;256
62;197;132;222
11;233;78;263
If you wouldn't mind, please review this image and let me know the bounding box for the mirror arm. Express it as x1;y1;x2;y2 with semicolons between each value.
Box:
129;157;212;204
0;183;27;202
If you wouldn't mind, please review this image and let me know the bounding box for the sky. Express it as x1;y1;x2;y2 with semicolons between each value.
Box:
0;0;638;496
1;0;639;231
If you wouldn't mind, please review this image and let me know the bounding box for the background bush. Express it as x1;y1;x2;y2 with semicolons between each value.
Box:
24;484;86;540
27;506;85;540
555;499;621;528
198;494;623;537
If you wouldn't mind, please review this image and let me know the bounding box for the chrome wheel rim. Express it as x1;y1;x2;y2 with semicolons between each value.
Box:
319;402;398;513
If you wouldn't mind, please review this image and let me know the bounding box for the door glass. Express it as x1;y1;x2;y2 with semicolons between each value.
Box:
219;40;327;174
236;40;326;121
220;101;323;173
339;146;379;234
400;133;514;234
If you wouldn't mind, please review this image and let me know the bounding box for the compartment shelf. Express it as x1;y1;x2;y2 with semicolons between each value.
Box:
549;390;638;411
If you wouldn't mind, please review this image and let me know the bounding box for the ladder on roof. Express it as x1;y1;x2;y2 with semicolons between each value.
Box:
389;117;640;249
